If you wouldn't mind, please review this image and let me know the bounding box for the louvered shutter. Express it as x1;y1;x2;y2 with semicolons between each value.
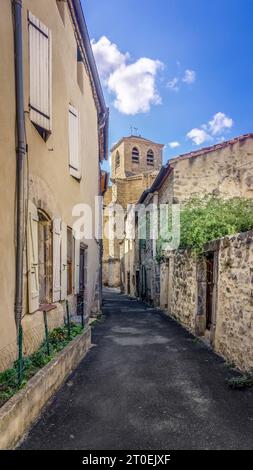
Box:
68;105;81;179
27;201;39;313
74;236;80;295
53;218;61;302
28;11;52;132
61;222;67;300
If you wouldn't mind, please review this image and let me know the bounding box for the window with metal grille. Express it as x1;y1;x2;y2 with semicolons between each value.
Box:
147;149;154;166
132;147;139;163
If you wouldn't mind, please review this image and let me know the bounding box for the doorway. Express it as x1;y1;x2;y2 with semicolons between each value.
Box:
206;252;214;331
136;270;140;297
127;271;130;295
141;265;147;300
77;245;88;316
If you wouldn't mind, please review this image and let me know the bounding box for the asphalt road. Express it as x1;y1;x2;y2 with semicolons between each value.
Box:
20;289;253;450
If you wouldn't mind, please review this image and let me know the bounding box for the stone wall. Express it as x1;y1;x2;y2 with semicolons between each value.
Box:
103;259;121;288
158;171;174;205
162;231;253;372
103;171;158;288
215;231;253;371
111;137;163;179
170;136;253;203
166;251;197;332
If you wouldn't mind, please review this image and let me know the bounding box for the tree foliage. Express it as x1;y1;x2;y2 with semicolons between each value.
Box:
179;196;253;251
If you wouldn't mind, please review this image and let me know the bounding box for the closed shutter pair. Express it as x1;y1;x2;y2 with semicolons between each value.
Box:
27;201;80;314
28;12;81;178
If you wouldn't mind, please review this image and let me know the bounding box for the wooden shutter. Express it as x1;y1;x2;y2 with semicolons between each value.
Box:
27;201;39;313
53;218;61;302
61;222;67;300
68;105;81;179
28;11;52;132
74;236;80;295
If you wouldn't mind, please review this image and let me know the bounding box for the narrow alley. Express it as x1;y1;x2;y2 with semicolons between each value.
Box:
20;289;253;450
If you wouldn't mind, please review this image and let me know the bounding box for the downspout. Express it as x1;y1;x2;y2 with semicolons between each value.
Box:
98;108;109;307
13;0;26;329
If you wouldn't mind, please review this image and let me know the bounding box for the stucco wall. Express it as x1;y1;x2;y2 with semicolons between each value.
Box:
0;0;18;354
0;1;101;357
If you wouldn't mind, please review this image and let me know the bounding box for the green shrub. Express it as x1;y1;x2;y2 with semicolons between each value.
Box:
0;322;84;408
226;373;253;390
180;196;253;251
0;367;17;387
158;196;253;254
49;327;67;344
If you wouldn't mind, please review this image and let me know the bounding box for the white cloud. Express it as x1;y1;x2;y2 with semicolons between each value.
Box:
167;77;179;92
91;36;163;115
91;36;128;80
107;58;163;115
182;69;196;84
187;128;212;146
187;111;234;146
208;112;233;135
169;141;180;149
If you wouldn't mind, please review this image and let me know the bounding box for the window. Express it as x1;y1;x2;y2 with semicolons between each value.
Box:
28;12;52;140
67;228;73;296
147;149;154;166
132;147;139;163
115;151;120;169
68;105;81;179
27;201;68;312
27;201;40;313
38;211;52;305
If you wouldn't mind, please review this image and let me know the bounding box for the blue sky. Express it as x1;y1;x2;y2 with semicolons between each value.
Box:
83;0;253;168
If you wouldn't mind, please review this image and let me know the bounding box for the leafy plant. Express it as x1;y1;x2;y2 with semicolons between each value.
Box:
0;322;84;407
49;327;67;344
180;196;253;252
226;373;253;390
158;196;253;254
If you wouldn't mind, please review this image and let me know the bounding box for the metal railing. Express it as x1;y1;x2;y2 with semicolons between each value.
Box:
0;300;87;407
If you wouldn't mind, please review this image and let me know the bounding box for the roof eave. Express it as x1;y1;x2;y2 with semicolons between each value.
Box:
70;0;109;160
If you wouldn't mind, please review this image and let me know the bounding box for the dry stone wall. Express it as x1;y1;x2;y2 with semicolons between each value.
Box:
163;231;253;372
215;231;253;371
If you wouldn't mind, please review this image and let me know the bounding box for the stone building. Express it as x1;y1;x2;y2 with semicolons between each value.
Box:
103;135;164;287
0;0;108;369
121;133;253;371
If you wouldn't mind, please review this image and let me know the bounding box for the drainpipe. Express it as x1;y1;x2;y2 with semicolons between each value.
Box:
13;0;26;329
